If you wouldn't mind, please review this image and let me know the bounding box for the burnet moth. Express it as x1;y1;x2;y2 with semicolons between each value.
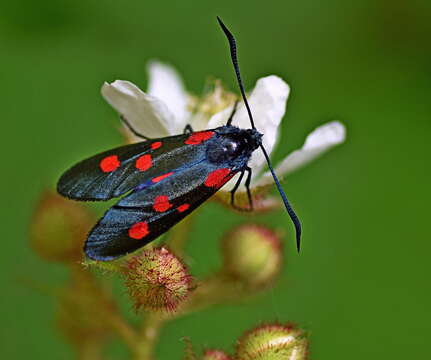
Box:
57;18;302;261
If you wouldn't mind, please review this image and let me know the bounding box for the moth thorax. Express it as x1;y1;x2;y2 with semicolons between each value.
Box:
206;129;262;164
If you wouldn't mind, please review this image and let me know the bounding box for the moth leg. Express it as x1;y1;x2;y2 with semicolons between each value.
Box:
244;166;253;211
226;100;239;126
230;167;254;212
183;124;194;134
120;115;151;140
230;170;245;210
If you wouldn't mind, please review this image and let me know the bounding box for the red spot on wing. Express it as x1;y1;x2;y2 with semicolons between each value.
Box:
135;154;152;171
151;141;162;150
100;155;120;172
177;204;190;213
153;195;172;212
185;131;215;145
204;168;232;187
152;172;174;183
128;222;149;239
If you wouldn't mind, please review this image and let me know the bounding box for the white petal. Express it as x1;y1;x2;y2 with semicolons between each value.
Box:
208;75;290;176
255;121;346;187
101;80;173;140
147;61;189;133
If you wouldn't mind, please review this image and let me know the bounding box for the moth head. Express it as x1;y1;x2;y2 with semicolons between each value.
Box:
207;128;262;164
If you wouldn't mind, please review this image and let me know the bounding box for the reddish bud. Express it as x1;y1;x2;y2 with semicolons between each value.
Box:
202;349;232;360
30;190;94;263
122;247;193;312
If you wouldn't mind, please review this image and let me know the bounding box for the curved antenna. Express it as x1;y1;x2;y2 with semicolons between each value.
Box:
217;17;255;129
217;16;302;252
260;145;302;252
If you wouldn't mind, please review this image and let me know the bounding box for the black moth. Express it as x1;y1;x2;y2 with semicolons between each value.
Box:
57;18;301;261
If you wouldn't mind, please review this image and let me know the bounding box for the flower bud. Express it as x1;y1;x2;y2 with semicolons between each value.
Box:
236;323;308;360
30;190;94;263
222;224;282;287
122;247;192;312
202;349;232;360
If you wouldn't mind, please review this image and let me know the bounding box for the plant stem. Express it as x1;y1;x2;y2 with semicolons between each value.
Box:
178;272;254;315
107;312;139;349
134;313;167;360
77;340;103;360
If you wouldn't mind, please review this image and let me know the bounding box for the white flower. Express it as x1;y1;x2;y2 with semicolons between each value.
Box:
101;61;346;197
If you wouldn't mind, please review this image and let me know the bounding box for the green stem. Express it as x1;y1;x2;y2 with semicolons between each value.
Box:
68;264;141;354
178;272;254;315
131;273;254;360
77;340;104;360
107;312;140;350
134;313;167;360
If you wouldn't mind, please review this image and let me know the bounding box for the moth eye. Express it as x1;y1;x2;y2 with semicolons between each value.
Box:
225;142;238;154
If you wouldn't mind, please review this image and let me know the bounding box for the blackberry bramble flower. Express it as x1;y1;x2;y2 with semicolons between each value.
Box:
102;61;346;206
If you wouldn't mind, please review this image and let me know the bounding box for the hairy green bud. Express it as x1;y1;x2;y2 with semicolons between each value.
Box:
222;224;282;287
236;323;308;360
123;247;193;312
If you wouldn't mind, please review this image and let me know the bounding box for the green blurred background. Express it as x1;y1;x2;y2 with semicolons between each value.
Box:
1;0;430;358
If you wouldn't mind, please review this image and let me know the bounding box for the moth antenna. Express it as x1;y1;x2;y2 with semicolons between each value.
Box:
260;145;302;252
217;16;302;252
217;16;255;129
